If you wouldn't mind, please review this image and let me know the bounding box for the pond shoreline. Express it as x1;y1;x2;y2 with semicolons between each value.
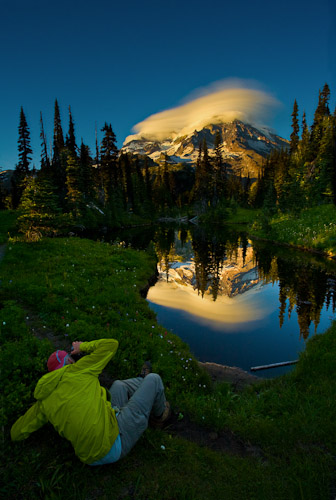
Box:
248;233;336;260
198;361;263;390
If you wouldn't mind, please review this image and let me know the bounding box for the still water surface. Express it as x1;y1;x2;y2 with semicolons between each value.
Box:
110;224;336;378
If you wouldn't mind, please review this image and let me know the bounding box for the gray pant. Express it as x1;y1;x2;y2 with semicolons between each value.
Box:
109;373;166;458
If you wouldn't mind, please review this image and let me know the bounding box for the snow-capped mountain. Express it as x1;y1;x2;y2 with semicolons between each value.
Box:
122;120;289;178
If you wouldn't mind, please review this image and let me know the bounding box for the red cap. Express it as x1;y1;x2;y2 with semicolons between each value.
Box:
47;350;68;372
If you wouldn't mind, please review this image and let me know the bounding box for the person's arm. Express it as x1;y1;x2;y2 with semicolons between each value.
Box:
70;338;119;376
11;401;47;441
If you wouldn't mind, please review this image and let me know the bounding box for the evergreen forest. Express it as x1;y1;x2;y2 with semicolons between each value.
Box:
0;84;335;240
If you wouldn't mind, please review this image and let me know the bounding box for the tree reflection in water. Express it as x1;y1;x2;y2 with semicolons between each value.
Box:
97;223;335;342
151;224;336;340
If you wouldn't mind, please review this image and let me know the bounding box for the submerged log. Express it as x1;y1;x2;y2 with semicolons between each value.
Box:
250;360;298;371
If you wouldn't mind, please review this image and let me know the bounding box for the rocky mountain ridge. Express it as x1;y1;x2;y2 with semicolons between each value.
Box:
122;119;289;178
158;245;261;299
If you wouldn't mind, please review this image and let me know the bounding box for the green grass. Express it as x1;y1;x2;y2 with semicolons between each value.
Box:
0;210;18;243
1;236;335;499
250;204;336;257
226;207;261;225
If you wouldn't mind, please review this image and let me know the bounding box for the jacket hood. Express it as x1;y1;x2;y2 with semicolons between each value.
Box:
34;366;68;400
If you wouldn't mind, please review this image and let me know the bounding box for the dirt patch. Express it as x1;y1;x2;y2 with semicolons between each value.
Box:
100;370;264;459
100;368;264;459
166;412;264;459
198;361;263;390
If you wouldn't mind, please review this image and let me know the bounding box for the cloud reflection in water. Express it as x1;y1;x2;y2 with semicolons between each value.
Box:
147;279;277;330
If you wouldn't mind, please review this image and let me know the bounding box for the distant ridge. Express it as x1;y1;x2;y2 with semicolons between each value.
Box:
122;119;289;178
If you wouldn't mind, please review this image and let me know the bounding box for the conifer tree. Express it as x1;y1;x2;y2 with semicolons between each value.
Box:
153;163;163;209
134;156;144;186
299;111;310;162
40;112;50;173
53;99;64;161
18;176;61;240
79;141;94;201
51;99;67;200
253;171;265;208
120;153;134;210
200;138;211;205
273;149;291;209
290;99;300;154
95;123;100;168
320;83;331;116
169;171;177;206
131;156;147;213
242;173;251;206
12;107;32;208
144;156;152;200
213;130;225;202
17;107;32;174
315;114;336;203
99;123;119;205
310;84;331;159
194;142;203;203
65;106;77;156
66;153;83;215
333;108;336;204
194;139;212;208
162;155;171;208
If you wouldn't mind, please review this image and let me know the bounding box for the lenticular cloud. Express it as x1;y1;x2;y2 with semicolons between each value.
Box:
124;79;280;144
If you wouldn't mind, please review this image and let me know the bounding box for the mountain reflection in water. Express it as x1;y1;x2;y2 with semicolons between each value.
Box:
147;245;273;325
97;223;335;376
147;225;335;340
143;224;335;376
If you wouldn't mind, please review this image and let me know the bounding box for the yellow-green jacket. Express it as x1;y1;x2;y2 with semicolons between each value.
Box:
11;338;119;464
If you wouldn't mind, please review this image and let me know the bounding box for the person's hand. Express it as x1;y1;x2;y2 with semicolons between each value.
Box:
71;341;83;355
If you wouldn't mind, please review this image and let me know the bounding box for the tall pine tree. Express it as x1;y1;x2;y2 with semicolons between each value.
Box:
79;141;94;201
290;99;300;154
310;84;331;159
299;111;310;162
18;176;61;240
213;130;225;203
12;107;32;208
52;99;67;200
65;106;77;156
66;153;83;215
53;99;64;161
99;123;119;205
40;112;51;173
17;107;32;174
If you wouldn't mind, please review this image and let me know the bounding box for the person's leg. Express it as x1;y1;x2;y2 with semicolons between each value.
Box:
116;373;167;458
109;377;143;408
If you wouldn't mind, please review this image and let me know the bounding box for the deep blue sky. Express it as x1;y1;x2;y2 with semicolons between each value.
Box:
1;0;335;170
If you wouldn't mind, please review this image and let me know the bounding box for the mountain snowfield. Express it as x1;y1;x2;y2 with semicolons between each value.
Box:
122;119;289;178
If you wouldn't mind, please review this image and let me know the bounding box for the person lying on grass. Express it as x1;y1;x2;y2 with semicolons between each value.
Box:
11;338;171;465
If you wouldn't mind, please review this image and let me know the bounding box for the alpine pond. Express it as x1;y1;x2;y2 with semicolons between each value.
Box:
110;224;336;378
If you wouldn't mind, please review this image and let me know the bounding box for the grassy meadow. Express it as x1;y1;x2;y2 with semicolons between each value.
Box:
249;204;336;258
0;209;335;499
0;209;19;244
